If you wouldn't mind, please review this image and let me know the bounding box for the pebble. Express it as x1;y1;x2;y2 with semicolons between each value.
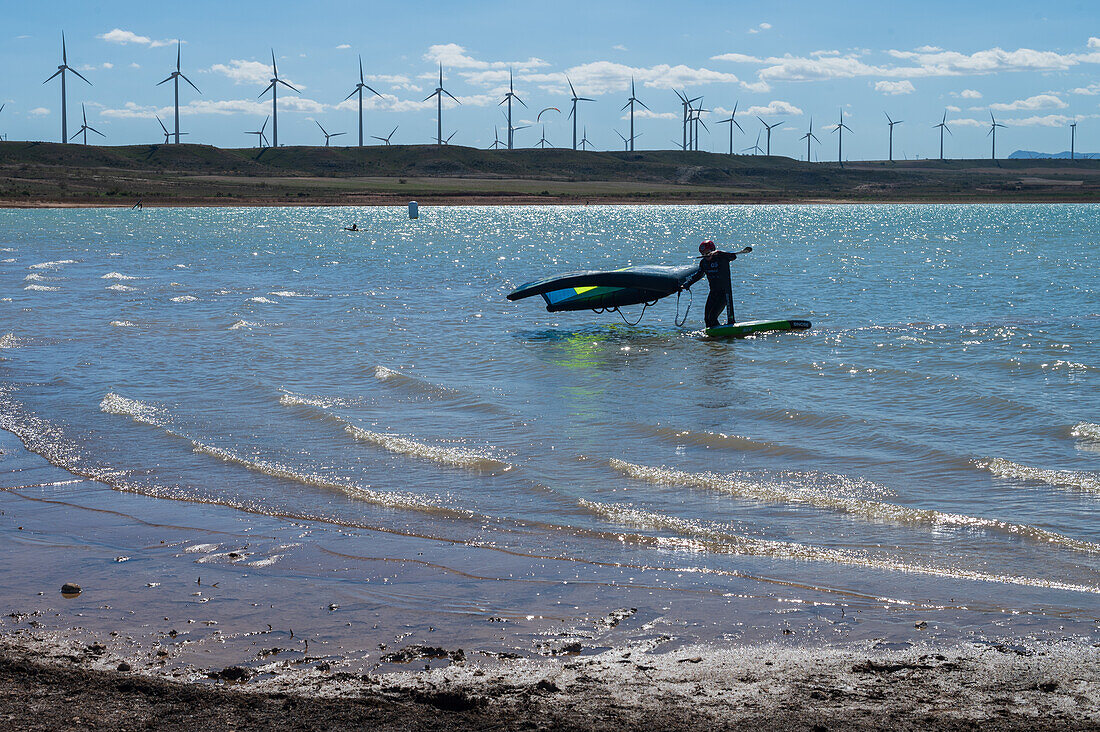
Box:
60;583;81;596
117;662;131;672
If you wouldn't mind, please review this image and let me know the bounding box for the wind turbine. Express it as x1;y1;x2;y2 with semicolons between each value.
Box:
441;131;457;145
831;109;852;166
756;118;782;156
372;125;398;146
70;104;104;145
43;32;91;144
245;116;270;148
567;77;594;150
579;127;595;151
934;111;951;161
690;101;709;151
535;124;553;149
615;130;630;151
1070;119;1077;161
503;112;529;147
885;112;902;163
716;102;744;156
424;64;459;145
315;120;346;147
499;69;526;150
621;77;648;152
800;117;819;162
743;130;763;155
987;111;1005;161
489;126;506;149
674;90;701;151
259;50;299;148
344;55;382;147
156;42;201;144
156;115;187;144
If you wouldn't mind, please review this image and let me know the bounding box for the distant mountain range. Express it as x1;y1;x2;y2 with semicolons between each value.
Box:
1009;150;1099;159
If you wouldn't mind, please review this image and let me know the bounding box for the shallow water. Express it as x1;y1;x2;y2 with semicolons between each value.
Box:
0;204;1097;654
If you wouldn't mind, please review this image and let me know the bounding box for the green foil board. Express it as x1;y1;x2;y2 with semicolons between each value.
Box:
705;319;812;338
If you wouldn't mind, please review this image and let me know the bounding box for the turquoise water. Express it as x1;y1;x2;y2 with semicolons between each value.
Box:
1;204;1097;649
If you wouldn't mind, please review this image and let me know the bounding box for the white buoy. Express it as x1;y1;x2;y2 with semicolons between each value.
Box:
408;201;419;219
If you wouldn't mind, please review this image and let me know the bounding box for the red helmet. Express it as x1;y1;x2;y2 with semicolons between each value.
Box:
699;240;716;255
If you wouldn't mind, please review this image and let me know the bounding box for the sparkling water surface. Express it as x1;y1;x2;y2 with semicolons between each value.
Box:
1;204;1097;648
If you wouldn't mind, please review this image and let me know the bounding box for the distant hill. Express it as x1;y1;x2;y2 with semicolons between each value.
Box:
1009;150;1100;160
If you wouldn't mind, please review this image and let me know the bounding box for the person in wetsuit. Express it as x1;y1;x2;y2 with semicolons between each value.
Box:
683;239;739;328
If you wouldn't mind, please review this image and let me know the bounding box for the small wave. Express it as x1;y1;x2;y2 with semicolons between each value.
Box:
270;290;306;297
23;273;46;282
279;392;335;410
106;284;136;292
102;272;139;280
979;458;1100;494
247;296;277;304
24;284;59;292
29;259;76;270
609;459;1100;554
229;319;258;330
1;259;14;264
100;392;164;427
633;423;816;460
191;440;460;514
578;499;1100;594
0;333;17;349
1070;423;1100;443
343;424;512;473
110;320;137;327
170;295;198;303
373;365;504;414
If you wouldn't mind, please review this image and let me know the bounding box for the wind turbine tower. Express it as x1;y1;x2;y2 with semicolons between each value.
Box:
987;111;1005;161
717;102;743;156
935;111;951;161
500;69;526;150
344;55;382;147
801;117;819;162
567;77;594;151
43;32;91;144
259;50;299;148
621;77;649;152
756;118;782;156
675;90;701;151
157;42;201;144
832;109;852;166
1071;120;1077;161
579;127;594;151
885;112;902;162
245;117;270;148
424;64;460;145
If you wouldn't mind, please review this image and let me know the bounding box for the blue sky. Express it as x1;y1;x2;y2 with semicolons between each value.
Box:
2;0;1098;159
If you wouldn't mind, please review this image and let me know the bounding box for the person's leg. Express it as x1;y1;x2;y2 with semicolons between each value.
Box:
704;289;725;328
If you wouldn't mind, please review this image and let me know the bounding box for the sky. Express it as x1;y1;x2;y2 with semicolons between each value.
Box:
1;0;1098;160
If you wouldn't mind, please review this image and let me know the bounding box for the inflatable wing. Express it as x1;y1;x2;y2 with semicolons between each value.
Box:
507;264;698;313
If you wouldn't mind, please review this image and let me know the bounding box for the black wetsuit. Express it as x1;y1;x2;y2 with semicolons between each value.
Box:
685;252;737;328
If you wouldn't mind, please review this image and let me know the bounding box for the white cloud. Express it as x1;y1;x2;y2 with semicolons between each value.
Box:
1071;82;1100;95
623;109;679;120
102;62;114;70
336;44;351;50
947;117;985;128
422;43;548;71
946;105;961;112
958;89;982;99
888;46;1079;74
915;45;943;53
1089;37;1100;50
613;44;628;52
523;61;741;96
97;28;177;48
989;93;1067;111
29;107;49;116
711;52;763;64
103;96;331;119
745;100;803;117
208;59;304;89
129;62;141;69
874;80;915;95
1001;114;1077;127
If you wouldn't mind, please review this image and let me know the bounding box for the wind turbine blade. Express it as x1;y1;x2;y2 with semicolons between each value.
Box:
69;129;81;141
390;125;398;136
44;69;62;83
271;49;278;76
567;77;577;98
637;99;651;111
756;116;766;126
316;120;326;133
443;90;460;103
180;74;201;94
157;116;168;134
156;75;174;86
620;101;630;112
71;68;92;85
259;83;275;99
359;55;364;84
371;136;385;142
261;116;269;132
516;96;527;108
733;120;744;132
344;88;358;102
332;132;346;137
89;127;105;137
578;97;594;102
176;42;181;72
62;31;67;65
278;79;300;93
365;85;382;99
